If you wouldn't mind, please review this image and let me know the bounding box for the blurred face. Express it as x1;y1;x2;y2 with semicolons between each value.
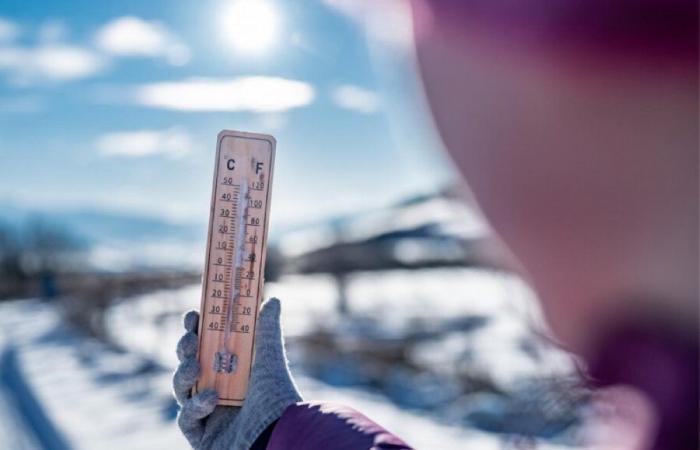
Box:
411;1;698;357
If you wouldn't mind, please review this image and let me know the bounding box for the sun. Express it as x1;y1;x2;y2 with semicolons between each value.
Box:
219;0;280;54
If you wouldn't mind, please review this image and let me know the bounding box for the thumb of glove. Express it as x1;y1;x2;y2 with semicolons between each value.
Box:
226;297;302;450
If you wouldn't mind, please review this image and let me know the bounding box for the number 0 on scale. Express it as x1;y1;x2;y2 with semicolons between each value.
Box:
194;130;276;406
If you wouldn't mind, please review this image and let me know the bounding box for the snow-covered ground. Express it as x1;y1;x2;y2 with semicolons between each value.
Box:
0;298;506;450
0;300;184;450
104;268;581;448
0;268;581;449
108;269;574;388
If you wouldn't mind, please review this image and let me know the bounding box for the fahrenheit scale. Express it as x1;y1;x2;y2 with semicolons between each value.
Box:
194;130;276;406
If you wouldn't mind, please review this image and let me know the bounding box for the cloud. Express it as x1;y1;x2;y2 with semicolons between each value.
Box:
0;44;105;84
96;128;194;158
0;18;105;84
38;20;69;43
331;85;380;114
0;17;20;42
0;16;189;85
133;76;315;112
323;0;413;49
95;16;190;66
255;113;289;132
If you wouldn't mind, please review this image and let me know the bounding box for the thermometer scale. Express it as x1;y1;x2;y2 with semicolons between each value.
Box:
194;130;276;406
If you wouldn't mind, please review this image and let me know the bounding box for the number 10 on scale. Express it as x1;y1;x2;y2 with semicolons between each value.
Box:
194;130;276;406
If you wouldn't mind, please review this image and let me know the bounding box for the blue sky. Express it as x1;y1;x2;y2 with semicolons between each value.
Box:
0;0;454;228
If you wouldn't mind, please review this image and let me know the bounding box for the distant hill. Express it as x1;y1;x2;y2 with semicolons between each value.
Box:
278;188;494;275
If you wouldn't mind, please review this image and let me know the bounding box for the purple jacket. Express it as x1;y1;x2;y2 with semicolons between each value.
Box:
252;402;413;450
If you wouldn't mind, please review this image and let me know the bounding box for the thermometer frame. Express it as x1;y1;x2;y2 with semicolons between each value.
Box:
193;129;276;406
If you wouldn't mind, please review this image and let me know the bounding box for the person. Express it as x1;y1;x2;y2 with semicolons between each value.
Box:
173;0;698;448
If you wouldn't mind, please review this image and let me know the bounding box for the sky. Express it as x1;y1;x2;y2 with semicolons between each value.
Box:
0;0;455;229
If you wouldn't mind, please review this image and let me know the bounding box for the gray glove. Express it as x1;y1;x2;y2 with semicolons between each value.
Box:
173;297;302;450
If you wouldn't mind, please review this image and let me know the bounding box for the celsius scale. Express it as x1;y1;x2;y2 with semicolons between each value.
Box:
194;130;276;406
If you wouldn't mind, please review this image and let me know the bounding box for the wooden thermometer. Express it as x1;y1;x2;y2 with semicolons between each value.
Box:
194;130;276;406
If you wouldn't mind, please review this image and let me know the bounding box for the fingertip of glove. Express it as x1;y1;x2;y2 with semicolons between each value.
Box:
174;358;200;388
261;297;281;318
176;331;199;362
180;389;218;422
193;389;219;411
183;310;199;333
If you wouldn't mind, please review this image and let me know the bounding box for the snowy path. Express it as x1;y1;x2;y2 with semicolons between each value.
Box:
0;300;188;450
0;389;41;450
0;346;70;450
0;347;43;450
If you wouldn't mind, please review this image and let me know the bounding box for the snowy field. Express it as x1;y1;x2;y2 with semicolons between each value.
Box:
0;299;500;449
108;269;574;388
0;300;184;450
105;268;580;448
0;268;583;449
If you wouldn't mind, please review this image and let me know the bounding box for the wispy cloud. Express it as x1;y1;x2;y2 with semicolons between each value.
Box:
0;44;105;84
255;112;289;132
95;16;190;66
133;76;315;112
0;17;20;42
323;0;413;49
96;128;193;158
0;17;106;85
331;85;380;114
0;15;190;86
38;20;68;43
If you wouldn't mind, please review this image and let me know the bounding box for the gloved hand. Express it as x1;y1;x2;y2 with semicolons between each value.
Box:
173;298;302;450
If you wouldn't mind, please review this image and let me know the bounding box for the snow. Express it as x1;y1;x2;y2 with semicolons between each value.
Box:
0;300;186;450
102;268;580;447
107;268;575;386
0;298;516;449
0;268;581;449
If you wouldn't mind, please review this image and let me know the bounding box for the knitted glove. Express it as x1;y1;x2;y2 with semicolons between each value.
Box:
173;298;302;450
